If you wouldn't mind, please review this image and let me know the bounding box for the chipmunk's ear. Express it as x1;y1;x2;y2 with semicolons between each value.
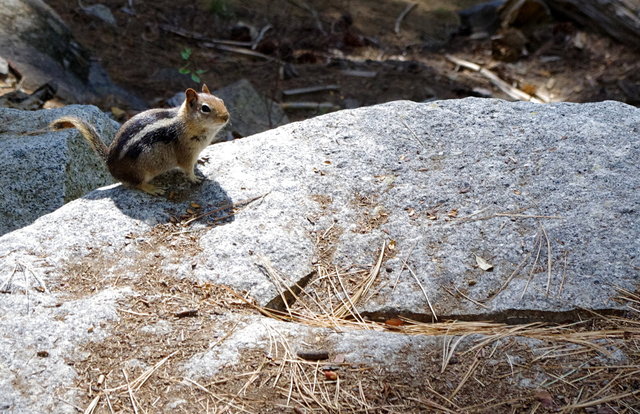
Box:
201;84;211;94
185;88;198;108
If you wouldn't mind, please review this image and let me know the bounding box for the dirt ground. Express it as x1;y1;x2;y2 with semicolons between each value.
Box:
56;215;640;413
44;0;640;121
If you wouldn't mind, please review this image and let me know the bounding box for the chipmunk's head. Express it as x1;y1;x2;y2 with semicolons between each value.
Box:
182;84;230;132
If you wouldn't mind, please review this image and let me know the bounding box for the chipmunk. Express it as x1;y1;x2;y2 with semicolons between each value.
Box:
50;84;229;195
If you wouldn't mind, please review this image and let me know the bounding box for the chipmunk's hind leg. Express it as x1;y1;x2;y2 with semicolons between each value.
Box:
110;162;165;196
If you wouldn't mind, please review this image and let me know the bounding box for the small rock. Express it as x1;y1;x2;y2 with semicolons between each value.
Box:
458;0;505;38
0;57;8;76
81;3;117;26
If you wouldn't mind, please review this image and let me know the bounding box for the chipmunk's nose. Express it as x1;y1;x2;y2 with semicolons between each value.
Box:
220;112;229;122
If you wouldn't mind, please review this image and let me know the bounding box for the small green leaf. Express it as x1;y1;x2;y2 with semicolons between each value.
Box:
191;73;201;83
178;67;191;75
195;69;207;74
181;48;192;60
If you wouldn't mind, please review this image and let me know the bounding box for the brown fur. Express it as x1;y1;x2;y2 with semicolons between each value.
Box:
50;85;229;195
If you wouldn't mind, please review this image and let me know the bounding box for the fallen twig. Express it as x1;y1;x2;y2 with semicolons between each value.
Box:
285;0;325;34
399;117;427;149
282;85;340;96
406;264;438;320
482;250;532;302
521;230;543;299
122;369;139;414
280;102;340;111
340;69;378;78
450;358;480;399
160;24;253;47
104;351;177;393
395;3;417;34
252;24;273;50
445;54;546;103
541;224;553;295
391;240;418;291
333;241;385;318
561;388;640;410
446;287;488;309
202;42;281;62
0;264;19;293
83;396;100;414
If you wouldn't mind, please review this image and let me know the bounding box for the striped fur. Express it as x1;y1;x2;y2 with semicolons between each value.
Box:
114;108;182;160
50;85;229;195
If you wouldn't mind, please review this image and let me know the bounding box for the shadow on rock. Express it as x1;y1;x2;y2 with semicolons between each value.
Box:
83;170;235;226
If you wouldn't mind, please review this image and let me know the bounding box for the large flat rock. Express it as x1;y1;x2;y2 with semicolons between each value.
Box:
1;98;638;318
0;98;638;412
195;98;639;321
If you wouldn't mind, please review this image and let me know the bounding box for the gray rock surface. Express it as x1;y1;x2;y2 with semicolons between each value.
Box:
0;288;124;413
2;98;638;312
0;105;118;236
0;98;638;412
0;0;145;107
213;79;290;138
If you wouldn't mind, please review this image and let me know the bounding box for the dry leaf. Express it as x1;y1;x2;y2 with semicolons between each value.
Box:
521;83;537;95
475;255;494;271
534;390;555;408
323;371;338;381
388;240;397;250
447;209;458;218
385;318;404;327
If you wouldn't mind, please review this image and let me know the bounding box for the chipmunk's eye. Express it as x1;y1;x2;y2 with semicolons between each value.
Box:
201;104;211;113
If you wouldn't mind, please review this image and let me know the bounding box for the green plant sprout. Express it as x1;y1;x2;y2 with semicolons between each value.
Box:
207;0;233;18
179;48;207;83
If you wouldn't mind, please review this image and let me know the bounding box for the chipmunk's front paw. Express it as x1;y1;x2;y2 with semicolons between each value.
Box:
138;183;165;195
186;172;204;184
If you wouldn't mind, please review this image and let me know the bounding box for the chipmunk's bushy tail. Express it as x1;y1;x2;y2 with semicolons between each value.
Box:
50;116;109;162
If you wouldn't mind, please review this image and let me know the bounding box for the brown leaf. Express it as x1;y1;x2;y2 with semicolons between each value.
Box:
534;390;555;408
385;318;404;327
324;371;338;381
521;83;537;95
